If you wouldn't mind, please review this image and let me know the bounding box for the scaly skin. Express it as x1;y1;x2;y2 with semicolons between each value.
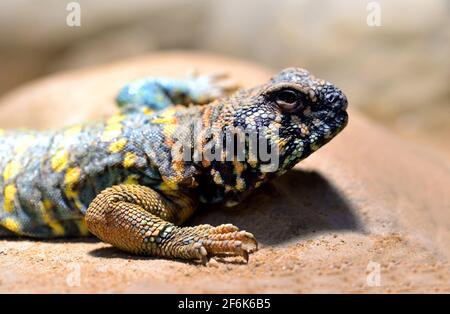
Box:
0;68;348;263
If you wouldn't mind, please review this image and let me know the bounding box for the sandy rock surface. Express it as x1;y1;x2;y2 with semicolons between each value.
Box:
0;52;448;293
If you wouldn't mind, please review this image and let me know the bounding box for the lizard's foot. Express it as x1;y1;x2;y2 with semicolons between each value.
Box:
86;184;257;264
172;223;258;265
186;70;240;103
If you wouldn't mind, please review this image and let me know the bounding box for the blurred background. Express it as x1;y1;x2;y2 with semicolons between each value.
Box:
0;0;448;158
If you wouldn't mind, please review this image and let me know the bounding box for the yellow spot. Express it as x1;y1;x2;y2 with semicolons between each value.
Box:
162;124;177;138
64;125;82;138
2;217;20;233
100;114;126;142
65;189;84;211
123;152;137;168
3;184;17;213
49;222;65;236
152;117;177;124
14;135;35;154
41;199;65;236
101;123;122;142
152;107;176;124
64;167;84;211
3;161;21;181
107;114;125;124
65;167;81;186
142;108;154;115
51;149;69;172
159;180;178;191
43;199;53;209
77;218;90;236
0;129;5;136
124;174;139;185
108;138;127;153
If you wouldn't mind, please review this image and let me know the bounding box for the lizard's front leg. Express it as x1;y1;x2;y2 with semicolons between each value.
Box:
85;184;257;263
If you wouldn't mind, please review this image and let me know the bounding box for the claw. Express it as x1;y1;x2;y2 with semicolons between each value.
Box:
241;250;249;263
200;254;209;266
208;71;229;80
198;244;208;265
181;224;258;264
186;67;199;79
186;71;240;101
217;79;239;90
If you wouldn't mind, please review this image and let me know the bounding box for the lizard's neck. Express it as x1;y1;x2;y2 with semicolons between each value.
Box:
150;100;274;206
187;101;273;206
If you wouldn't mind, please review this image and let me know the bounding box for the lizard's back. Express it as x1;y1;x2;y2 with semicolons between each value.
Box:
0;111;175;237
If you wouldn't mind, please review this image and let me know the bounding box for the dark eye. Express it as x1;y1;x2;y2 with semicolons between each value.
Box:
274;89;301;112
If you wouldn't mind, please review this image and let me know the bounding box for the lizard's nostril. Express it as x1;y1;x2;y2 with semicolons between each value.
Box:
325;89;347;111
340;94;348;111
325;92;338;103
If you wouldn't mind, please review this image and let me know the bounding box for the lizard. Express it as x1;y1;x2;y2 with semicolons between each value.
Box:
0;68;348;264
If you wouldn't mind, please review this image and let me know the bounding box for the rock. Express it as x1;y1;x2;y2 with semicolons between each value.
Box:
0;52;448;293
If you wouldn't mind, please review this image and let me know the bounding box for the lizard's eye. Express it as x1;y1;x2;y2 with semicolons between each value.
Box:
273;89;302;112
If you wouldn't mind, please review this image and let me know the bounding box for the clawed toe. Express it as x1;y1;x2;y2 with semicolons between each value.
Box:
208;71;229;80
176;223;258;264
187;71;240;100
201;224;258;263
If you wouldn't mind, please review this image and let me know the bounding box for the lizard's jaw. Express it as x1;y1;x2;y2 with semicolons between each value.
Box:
278;107;348;172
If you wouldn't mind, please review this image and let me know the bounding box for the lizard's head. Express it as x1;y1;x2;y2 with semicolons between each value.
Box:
197;68;348;205
228;67;348;174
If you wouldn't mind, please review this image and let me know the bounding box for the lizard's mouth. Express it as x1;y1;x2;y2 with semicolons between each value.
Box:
321;109;348;143
296;108;348;158
318;89;349;138
334;110;349;132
